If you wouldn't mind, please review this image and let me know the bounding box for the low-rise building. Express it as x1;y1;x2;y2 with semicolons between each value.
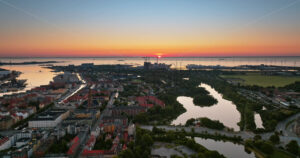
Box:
63;109;100;126
0;130;32;152
28;109;69;128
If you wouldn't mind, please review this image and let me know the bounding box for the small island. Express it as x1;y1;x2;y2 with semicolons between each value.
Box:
185;117;225;130
193;94;218;107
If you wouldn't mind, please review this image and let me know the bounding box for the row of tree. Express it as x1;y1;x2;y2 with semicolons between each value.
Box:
185;117;225;130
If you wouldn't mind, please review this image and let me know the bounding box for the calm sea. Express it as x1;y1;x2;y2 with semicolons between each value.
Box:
1;56;300;67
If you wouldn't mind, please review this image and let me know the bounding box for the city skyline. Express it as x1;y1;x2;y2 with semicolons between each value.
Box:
0;0;300;57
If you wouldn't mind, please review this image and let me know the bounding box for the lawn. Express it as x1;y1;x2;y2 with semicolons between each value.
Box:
249;146;296;158
269;150;295;158
221;73;300;87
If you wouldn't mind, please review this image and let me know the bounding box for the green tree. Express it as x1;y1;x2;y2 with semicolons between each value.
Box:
28;101;40;110
285;140;299;155
269;134;280;144
185;118;195;126
141;134;153;147
191;128;195;133
118;149;134;158
198;117;225;130
193;94;218;107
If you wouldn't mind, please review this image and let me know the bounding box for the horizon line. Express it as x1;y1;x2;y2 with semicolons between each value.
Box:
1;55;300;58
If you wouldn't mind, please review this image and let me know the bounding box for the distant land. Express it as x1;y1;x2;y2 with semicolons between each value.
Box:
0;61;62;66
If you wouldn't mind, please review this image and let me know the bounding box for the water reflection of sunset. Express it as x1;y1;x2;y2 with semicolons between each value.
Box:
1;66;59;92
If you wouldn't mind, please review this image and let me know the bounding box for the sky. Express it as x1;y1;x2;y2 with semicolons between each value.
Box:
0;0;300;57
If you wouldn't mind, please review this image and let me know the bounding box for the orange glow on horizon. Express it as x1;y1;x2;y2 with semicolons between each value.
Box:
0;44;299;57
0;19;299;57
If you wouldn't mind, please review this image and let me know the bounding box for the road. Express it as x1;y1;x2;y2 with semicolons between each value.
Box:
272;112;300;145
140;125;254;140
275;112;300;136
58;73;87;104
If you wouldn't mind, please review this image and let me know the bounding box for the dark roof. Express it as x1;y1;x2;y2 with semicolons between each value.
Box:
30;109;67;121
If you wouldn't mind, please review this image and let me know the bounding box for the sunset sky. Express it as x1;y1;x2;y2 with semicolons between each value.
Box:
0;0;300;57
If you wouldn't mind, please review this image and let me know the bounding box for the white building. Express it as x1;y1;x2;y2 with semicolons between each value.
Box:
0;131;31;151
28;109;69;128
15;138;30;148
128;123;136;136
16;112;29;120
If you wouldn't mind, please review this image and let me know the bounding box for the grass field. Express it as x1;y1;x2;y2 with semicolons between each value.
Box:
221;73;300;87
249;146;296;158
269;150;295;158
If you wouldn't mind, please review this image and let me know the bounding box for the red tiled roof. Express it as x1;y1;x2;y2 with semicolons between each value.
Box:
0;136;9;146
67;136;80;155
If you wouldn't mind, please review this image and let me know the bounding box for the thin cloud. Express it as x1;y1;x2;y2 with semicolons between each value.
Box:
237;0;300;31
0;0;76;36
0;0;60;29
